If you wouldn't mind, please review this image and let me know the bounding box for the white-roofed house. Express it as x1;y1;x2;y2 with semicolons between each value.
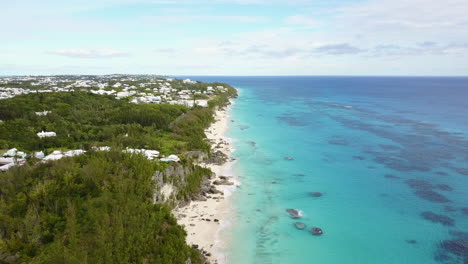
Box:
195;100;208;107
43;150;64;162
37;131;56;138
64;149;86;157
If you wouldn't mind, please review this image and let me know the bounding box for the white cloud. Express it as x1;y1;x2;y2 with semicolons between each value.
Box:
313;43;365;55
48;49;130;58
141;14;269;24
284;15;317;27
334;0;468;38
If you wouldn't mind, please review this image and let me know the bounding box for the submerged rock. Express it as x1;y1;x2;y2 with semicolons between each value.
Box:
415;190;450;203
294;222;306;230
461;207;468;216
328;139;349;146
311;227;323;236
308;192;322;197
405;179;451;203
439;231;468;259
454;167;468;176
246;141;256;147
286;209;302;218
434;184;453;191
352;155;366;160
420;211;455;226
384;174;400;179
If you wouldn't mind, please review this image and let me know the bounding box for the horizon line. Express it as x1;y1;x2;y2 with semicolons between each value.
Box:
2;74;468;78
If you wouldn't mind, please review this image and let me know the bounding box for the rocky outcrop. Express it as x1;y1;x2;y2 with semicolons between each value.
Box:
185;151;208;163
152;164;219;206
153;164;199;204
213;176;234;186
204;151;228;165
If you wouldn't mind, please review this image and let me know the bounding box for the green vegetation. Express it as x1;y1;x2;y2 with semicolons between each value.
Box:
0;152;202;264
0;82;237;155
0;80;237;264
0;92;186;153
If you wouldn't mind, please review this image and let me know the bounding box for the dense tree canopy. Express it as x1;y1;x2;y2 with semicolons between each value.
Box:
0;92;188;153
0;83;237;264
0;152;202;264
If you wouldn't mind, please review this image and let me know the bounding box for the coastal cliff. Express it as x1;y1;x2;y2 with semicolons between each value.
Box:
152;162;215;206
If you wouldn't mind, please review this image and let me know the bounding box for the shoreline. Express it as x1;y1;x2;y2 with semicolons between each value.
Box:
173;101;238;264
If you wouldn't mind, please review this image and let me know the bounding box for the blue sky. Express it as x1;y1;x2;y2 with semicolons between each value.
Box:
1;0;467;75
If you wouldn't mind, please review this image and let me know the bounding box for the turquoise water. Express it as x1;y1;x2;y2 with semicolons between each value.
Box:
183;76;468;264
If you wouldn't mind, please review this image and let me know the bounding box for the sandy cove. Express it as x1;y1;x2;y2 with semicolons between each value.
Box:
173;102;238;264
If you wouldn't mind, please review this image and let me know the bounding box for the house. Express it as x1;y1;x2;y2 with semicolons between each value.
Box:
64;149;86;157
151;96;161;103
144;150;160;160
116;91;130;98
183;79;196;84
0;157;14;165
91;89;116;95
195;100;208;107
0;163;15;172
0;154;26;171
2;148;18;157
179;94;191;100
123;148;160;160
34;151;45;159
177;100;194;108
43;150;64;161
35;110;51;116
92;146;111;152
37;131;57;138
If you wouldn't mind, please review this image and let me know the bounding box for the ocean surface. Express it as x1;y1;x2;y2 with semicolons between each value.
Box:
182;76;468;264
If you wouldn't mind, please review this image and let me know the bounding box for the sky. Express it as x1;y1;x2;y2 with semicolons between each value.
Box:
1;0;468;76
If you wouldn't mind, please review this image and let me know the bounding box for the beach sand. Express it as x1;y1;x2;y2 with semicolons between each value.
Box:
173;102;237;264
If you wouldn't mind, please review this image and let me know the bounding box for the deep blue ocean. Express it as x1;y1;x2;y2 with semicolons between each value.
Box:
182;76;468;264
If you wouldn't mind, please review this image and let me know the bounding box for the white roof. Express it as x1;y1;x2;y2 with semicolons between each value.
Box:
0;163;15;172
37;131;56;138
123;148;159;160
3;148;17;157
64;149;86;157
43;151;64;161
0;157;15;165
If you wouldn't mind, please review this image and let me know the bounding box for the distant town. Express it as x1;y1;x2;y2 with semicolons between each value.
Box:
0;75;233;172
0;75;229;107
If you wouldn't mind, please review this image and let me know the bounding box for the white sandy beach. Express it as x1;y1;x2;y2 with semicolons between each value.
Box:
173;102;238;264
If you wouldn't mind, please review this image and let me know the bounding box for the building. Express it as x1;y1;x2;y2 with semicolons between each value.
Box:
37;131;57;138
35;110;52;116
43;151;64;161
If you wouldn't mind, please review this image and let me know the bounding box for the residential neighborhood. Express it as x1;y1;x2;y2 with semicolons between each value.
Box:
0;75;228;108
0;75;232;172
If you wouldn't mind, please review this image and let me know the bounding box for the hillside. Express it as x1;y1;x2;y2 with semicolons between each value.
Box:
0;78;237;264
